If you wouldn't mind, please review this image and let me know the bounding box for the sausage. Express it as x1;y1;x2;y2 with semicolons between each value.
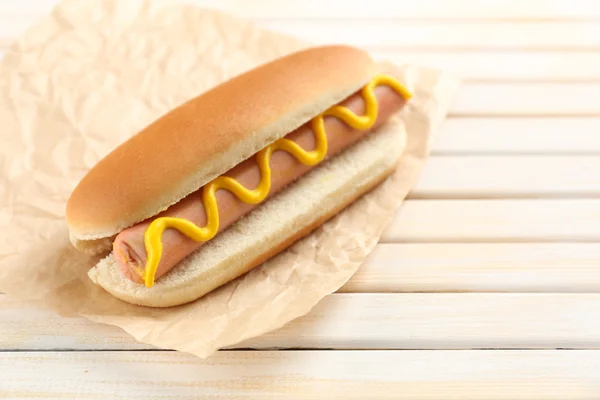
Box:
113;85;407;283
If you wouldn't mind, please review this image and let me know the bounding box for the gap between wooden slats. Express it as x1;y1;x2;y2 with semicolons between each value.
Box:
2;350;600;399
433;117;600;155
4;293;600;351
382;199;600;242
410;155;600;199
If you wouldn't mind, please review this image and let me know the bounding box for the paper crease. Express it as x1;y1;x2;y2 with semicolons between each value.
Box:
0;0;460;358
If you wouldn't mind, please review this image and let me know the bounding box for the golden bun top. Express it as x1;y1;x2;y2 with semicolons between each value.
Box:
66;45;376;241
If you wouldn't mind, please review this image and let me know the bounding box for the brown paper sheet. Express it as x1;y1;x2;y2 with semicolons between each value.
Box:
0;0;460;358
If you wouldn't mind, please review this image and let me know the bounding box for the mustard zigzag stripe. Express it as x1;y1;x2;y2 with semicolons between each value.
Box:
142;74;412;288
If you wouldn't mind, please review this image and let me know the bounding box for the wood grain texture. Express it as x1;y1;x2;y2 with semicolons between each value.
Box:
376;51;600;82
450;83;600;116
235;293;600;350
1;1;600;397
433;118;600;155
383;199;600;242
340;243;600;293
4;292;600;350
2;350;600;399
0;296;150;351
411;155;600;198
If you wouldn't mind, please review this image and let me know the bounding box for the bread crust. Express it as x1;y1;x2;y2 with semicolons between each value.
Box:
66;45;376;241
91;166;396;308
87;125;406;307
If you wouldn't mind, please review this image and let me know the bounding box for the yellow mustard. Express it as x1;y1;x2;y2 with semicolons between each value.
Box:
142;74;412;287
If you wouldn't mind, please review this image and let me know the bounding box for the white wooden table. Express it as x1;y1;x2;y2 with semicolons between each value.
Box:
2;0;600;398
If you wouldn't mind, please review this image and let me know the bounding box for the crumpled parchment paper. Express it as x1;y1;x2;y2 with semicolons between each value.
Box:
0;0;460;358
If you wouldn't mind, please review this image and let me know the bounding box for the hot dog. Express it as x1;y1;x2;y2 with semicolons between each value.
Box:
65;45;412;307
113;84;405;284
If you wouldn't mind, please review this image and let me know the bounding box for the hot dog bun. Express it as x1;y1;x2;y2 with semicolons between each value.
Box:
88;123;405;307
65;45;376;249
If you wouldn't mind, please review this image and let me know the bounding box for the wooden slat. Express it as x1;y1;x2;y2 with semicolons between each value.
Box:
256;20;600;50
0;295;150;351
4;293;600;350
451;83;600;116
382;199;600;242
411;155;600;199
1;350;600;399
375;51;600;82
433;117;600;155
236;293;600;349
1;0;599;396
341;243;600;293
